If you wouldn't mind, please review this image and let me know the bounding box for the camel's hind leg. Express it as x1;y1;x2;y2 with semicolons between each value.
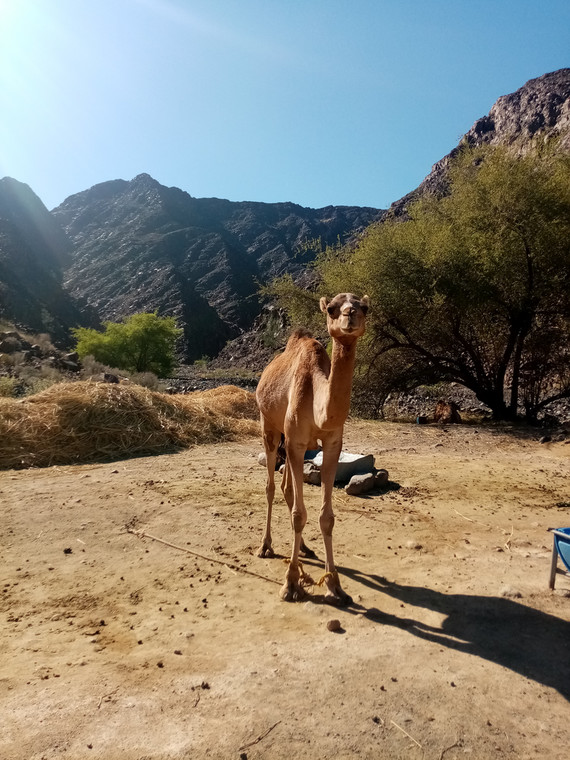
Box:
280;437;309;601
257;415;279;558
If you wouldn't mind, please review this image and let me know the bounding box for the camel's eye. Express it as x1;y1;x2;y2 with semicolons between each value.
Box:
361;303;368;315
327;305;336;316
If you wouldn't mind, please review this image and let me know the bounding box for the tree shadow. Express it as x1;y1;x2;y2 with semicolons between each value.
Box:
333;567;570;699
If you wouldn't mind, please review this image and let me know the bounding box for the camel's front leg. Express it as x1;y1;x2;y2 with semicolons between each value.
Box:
281;462;317;559
281;440;308;601
319;433;352;606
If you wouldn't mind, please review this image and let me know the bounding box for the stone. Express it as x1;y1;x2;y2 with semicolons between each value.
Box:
303;462;321;486
345;472;376;496
374;469;389;487
307;450;375;483
500;586;523;599
0;337;22;353
61;360;80;372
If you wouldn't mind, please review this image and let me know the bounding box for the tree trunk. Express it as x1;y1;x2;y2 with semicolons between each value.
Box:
474;387;513;421
509;317;532;418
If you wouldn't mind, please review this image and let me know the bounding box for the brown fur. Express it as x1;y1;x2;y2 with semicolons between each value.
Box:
255;293;369;604
434;401;462;424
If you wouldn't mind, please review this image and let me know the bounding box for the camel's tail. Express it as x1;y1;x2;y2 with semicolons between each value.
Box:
276;433;286;469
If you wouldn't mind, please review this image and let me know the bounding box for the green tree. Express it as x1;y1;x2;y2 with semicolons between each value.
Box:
270;146;570;421
73;313;182;377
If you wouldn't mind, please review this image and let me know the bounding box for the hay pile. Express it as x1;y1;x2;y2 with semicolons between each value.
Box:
0;381;260;469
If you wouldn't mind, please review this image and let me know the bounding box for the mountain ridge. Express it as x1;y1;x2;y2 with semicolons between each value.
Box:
0;178;97;343
391;68;570;215
52;176;384;359
0;68;569;360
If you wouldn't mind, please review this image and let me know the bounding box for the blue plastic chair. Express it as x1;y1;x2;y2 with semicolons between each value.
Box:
548;528;570;589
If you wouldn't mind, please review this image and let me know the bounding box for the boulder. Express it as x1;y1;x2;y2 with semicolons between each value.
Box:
345;472;376;496
307;450;375;483
0;336;22;353
374;468;389;487
61;360;80;372
303;462;321;486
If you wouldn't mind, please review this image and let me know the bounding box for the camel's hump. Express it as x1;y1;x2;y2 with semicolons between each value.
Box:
286;328;314;346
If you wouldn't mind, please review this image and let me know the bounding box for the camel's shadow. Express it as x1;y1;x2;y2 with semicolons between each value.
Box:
296;558;570;699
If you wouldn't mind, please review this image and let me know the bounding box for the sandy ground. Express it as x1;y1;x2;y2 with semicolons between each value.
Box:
1;420;569;760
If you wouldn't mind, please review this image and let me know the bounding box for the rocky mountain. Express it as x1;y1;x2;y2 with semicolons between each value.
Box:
53;175;384;360
0;178;96;344
1;68;568;363
392;68;570;215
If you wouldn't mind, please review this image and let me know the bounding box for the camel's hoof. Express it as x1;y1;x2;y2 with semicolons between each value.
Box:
325;588;353;607
257;545;275;559
280;582;307;602
299;542;317;560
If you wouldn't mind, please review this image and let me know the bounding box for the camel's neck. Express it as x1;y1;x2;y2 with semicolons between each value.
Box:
320;337;358;428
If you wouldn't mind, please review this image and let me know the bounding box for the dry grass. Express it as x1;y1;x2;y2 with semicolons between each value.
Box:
0;381;260;470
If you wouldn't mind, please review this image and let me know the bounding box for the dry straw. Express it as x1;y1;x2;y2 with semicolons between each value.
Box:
0;381;260;470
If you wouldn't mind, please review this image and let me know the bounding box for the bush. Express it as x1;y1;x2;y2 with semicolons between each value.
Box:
0;377;18;397
129;372;163;391
80;355;125;380
73;313;182;377
268;145;570;421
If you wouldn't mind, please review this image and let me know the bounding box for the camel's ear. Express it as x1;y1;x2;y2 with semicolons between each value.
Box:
361;295;370;309
320;296;329;313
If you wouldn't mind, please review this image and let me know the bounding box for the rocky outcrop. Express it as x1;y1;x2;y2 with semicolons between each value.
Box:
53;174;384;361
0;178;97;344
392;68;570;215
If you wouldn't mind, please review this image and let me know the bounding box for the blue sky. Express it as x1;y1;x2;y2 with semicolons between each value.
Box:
0;0;568;211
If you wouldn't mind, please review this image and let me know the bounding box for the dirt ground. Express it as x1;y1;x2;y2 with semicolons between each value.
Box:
1;419;569;760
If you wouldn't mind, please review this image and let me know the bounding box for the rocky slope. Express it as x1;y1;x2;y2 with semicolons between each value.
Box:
0;178;96;344
204;69;570;367
392;68;570;215
53;176;384;360
1;69;568;362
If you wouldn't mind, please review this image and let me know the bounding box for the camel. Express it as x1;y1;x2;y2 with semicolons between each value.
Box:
256;292;369;604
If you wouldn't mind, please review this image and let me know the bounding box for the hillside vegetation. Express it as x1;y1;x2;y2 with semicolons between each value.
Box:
269;146;570;422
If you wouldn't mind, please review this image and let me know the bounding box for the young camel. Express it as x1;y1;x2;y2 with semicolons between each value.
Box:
256;292;369;604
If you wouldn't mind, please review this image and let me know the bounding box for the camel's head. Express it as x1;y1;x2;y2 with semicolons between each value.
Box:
320;293;369;341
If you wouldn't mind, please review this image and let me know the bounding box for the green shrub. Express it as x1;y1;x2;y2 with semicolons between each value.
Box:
73;313;182;378
0;377;18;397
